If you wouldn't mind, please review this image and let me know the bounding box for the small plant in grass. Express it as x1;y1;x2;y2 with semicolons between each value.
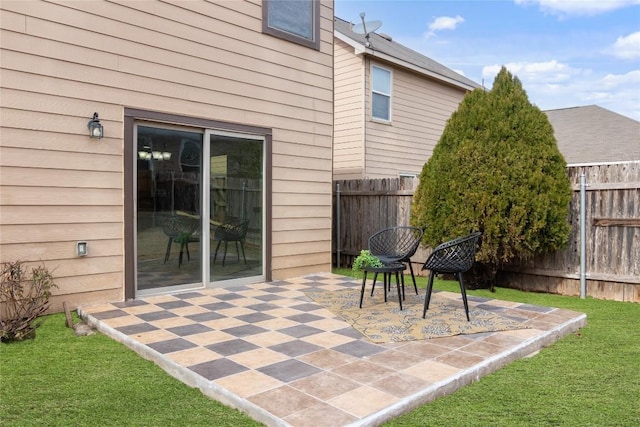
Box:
1;260;57;343
352;250;383;274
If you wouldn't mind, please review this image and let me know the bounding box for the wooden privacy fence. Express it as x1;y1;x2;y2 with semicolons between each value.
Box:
333;162;640;302
333;177;418;266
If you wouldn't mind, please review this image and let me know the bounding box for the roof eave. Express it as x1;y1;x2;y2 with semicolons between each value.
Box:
334;30;476;92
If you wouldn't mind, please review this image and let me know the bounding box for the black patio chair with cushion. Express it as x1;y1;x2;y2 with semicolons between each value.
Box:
421;231;482;321
163;215;200;268
368;226;424;296
212;218;250;266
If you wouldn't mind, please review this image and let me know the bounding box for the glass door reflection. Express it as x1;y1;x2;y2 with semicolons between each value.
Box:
136;126;203;291
209;134;264;282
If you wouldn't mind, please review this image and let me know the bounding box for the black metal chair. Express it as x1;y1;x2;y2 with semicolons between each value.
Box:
162;215;200;267
212;218;250;266
421;231;482;321
368;226;424;295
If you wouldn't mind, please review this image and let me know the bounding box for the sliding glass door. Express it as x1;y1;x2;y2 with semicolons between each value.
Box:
135;124;264;295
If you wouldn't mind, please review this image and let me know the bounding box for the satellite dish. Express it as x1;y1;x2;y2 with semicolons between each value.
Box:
352;12;382;36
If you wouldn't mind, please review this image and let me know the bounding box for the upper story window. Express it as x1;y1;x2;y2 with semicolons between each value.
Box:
372;65;391;121
262;0;320;50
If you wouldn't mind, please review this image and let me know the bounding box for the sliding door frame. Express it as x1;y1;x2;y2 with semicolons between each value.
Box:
124;108;272;299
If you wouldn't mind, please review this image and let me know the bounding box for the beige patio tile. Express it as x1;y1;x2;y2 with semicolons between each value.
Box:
331;359;396;385
253;317;299;330
283;402;358;427
435;350;485;369
290;371;360;401
228;347;290;369
248;385;321;418
166;346;221;366
133;329;179;344
244;330;295;347
185;330;236;346
403;360;461;382
150;316;195;329
460;340;507;357
215;370;283;398
328;385;400;418
300;331;354;348
297;349;358;370
371;372;432;398
100;314;143;328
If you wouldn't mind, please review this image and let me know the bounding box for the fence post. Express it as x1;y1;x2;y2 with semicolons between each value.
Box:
336;182;341;268
580;172;587;299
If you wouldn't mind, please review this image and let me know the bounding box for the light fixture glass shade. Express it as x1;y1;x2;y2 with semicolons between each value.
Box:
162;151;172;160
87;112;104;139
152;151;163;160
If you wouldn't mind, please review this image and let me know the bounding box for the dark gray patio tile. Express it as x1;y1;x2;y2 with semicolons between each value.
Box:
200;301;234;311
222;324;269;337
174;292;205;299
147;338;197;354
332;340;385;358
467;296;492;303
116;323;159;335
260;286;289;293
206;339;260;356
246;303;280;312
113;300;148;308
476;304;507;312
258;359;321;382
254;294;285;302
167;324;214;336
189;358;248;380
290;303;323;312
156;300;193;310
137;311;177;322
278;325;324;338
91;309;129;319
185;311;226;322
518;304;554;313
285;313;325;323
269;340;323;357
214;293;245;301
334;327;365;339
236;312;276;323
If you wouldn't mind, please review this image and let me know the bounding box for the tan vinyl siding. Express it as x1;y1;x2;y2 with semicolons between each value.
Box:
333;38;365;179
364;59;467;178
0;0;334;309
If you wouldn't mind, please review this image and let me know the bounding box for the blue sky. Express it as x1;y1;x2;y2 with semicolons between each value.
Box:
335;0;640;121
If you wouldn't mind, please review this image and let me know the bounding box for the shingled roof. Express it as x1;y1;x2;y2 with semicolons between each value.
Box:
544;105;640;164
334;16;479;91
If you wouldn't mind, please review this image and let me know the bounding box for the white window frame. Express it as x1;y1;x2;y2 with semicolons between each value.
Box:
371;64;392;122
262;0;320;50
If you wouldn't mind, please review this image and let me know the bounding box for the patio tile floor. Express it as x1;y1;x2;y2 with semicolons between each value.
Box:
79;273;586;427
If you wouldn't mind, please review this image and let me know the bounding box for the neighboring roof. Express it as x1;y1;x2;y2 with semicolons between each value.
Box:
334;17;479;91
544;105;640;164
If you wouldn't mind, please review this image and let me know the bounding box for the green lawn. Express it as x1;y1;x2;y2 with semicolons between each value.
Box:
1;272;638;426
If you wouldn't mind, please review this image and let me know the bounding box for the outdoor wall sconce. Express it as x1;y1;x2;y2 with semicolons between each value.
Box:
76;241;88;257
87;112;104;139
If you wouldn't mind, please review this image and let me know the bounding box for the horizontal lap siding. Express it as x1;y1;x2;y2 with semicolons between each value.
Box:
0;0;334;307
333;39;364;179
365;59;467;178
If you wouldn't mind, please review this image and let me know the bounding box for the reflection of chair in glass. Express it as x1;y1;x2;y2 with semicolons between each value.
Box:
212;219;250;266
421;232;482;321
163;215;200;267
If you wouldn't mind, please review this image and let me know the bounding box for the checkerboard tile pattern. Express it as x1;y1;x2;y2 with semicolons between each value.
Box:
80;273;585;427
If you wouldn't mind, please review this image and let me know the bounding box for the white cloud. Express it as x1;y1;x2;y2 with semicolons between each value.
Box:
425;15;464;38
481;61;640;120
515;0;640;16
610;32;640;59
482;60;581;84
